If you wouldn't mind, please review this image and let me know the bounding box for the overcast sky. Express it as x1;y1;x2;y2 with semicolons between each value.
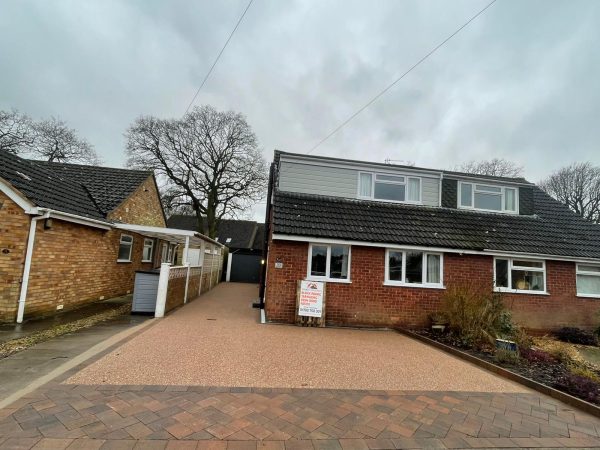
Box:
2;0;599;221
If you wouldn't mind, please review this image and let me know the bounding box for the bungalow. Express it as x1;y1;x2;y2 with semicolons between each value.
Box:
261;151;600;332
0;151;221;323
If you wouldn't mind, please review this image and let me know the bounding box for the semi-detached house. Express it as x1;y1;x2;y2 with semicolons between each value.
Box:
0;151;221;323
262;151;600;332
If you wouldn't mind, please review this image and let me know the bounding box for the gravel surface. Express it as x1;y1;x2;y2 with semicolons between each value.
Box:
67;283;528;392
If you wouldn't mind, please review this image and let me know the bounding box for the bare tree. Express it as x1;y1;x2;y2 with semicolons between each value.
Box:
126;105;268;238
0;109;35;154
30;117;99;164
458;158;524;177
539;162;600;223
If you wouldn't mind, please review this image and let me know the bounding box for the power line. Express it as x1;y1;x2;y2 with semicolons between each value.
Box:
307;0;497;154
184;0;255;115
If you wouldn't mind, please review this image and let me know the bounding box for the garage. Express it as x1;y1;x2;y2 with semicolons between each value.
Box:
227;253;262;283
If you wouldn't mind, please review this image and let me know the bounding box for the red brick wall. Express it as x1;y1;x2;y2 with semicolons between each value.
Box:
264;240;600;331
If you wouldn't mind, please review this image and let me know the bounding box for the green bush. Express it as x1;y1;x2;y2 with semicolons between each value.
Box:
442;283;508;349
495;348;520;365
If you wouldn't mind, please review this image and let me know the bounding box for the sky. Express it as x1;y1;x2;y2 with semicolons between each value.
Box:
1;0;599;221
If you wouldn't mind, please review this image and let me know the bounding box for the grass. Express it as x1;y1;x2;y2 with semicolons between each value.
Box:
0;304;131;360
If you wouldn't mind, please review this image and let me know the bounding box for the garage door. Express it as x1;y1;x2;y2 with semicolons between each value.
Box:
229;254;262;283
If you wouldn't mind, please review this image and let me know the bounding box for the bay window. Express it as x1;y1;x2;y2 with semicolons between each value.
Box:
576;264;600;297
494;258;546;293
308;244;350;281
385;249;443;287
358;172;421;203
459;182;518;213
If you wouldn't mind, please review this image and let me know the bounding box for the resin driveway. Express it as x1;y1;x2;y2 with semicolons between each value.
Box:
68;283;526;392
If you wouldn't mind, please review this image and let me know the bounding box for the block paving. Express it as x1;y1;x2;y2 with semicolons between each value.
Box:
1;382;600;449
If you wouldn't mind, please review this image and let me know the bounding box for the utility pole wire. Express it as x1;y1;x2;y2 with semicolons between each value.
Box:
307;0;497;154
184;0;255;115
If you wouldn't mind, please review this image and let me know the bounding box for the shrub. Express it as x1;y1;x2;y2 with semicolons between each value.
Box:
520;347;556;365
556;327;598;346
442;283;508;348
554;373;600;404
428;311;449;325
569;364;600;383
495;349;520;365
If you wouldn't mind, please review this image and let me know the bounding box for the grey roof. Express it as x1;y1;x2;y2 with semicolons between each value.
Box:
167;215;263;250
275;150;533;185
272;189;600;260
0;150;154;221
35;160;152;215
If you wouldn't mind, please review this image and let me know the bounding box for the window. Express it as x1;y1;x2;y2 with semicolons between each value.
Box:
307;244;350;281
385;249;443;287
161;243;169;263
117;234;133;262
358;172;421;203
577;264;600;297
494;258;546;293
459;182;518;213
142;239;154;262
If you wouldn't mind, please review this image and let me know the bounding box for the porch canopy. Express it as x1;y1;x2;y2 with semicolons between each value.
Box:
115;223;224;264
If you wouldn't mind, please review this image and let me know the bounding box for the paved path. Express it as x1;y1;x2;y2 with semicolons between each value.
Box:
1;283;600;449
67;284;526;392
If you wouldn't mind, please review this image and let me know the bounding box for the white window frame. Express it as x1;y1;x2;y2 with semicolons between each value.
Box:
161;242;169;263
358;172;422;204
459;182;519;214
384;249;444;289
576;263;600;298
142;238;154;262
117;234;134;263
307;243;352;283
493;257;547;294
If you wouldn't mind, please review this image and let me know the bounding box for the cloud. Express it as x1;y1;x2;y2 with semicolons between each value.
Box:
1;0;599;220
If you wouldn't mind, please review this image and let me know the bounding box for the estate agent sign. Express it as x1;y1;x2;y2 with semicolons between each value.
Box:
298;280;324;317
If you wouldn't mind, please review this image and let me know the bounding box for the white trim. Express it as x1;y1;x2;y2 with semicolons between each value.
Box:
307;243;351;281
577;294;600;299
458;182;519;214
226;253;233;282
142;238;154;262
114;223;223;248
384;248;444;288
0;177;38;213
357;171;422;204
383;282;445;290
272;234;600;264
38;209;111;230
117;234;134;262
493;257;548;294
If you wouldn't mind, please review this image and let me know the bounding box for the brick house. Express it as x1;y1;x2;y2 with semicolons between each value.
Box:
262;151;600;332
0;151;221;323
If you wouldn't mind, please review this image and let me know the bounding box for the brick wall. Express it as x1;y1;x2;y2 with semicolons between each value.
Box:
264;240;600;332
108;175;166;227
0;192;29;321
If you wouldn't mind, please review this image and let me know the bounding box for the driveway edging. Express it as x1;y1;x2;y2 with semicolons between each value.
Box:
396;327;600;419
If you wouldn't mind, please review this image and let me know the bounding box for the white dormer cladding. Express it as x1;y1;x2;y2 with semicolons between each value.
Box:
277;154;440;207
458;181;519;214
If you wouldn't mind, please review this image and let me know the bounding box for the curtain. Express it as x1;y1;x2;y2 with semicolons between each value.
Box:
359;173;372;197
427;254;441;283
577;274;600;295
407;178;420;202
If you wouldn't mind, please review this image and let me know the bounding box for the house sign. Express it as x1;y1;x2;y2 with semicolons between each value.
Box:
298;280;324;317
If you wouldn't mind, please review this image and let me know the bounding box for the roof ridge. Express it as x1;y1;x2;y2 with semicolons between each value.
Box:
33;159;152;175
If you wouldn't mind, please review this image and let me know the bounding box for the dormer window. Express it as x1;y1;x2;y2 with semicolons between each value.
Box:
358;172;421;203
459;182;518;213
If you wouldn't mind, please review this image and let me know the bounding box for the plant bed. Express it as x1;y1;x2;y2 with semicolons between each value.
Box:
413;328;600;406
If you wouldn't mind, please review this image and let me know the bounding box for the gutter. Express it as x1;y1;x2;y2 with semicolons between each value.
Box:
37;208;111;230
17;212;50;323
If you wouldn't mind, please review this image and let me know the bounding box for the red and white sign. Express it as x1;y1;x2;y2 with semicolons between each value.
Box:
298;280;324;317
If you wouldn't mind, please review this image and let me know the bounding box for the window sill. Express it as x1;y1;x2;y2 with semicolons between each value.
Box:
306;277;351;284
494;288;549;296
116;260;132;263
383;282;445;290
141;260;152;263
577;294;600;299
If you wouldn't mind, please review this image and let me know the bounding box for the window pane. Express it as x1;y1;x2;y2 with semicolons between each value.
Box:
376;174;405;183
511;269;544;291
118;243;131;261
505;188;516;211
495;259;509;287
405;252;423;284
310;245;328;277
579;265;600;273
460;183;472;207
474;192;502;210
407;178;421;202
359;173;372;197
374;182;405;201
475;184;502;193
330;246;349;279
577;274;600;295
513;260;543;268
426;254;441;284
120;235;133;243
388;251;403;281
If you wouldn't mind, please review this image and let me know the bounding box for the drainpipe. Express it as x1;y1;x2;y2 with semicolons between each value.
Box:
17;212;50;323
